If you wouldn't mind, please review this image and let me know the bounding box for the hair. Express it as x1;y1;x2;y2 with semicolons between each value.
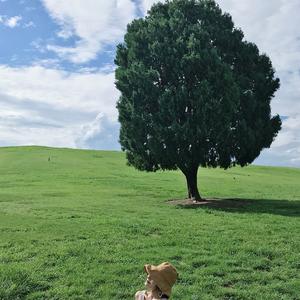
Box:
152;285;166;299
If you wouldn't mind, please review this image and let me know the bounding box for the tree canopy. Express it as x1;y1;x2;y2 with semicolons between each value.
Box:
115;0;281;200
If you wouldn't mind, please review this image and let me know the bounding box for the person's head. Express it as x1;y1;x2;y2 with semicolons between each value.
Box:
143;262;178;297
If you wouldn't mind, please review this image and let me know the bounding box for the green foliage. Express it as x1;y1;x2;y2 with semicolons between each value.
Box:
115;0;281;173
0;146;299;299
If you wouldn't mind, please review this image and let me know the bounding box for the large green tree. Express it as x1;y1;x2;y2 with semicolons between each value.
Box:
115;0;281;201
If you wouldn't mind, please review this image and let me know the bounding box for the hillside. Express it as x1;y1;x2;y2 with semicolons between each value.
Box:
0;146;299;299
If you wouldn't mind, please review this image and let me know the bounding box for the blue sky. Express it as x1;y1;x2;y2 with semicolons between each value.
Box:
0;0;299;167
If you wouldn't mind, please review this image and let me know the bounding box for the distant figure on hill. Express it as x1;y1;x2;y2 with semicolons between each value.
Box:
135;262;178;300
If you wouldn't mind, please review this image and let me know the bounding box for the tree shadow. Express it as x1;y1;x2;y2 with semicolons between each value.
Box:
169;198;300;217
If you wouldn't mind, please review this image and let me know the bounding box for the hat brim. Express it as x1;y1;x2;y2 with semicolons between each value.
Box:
144;264;152;274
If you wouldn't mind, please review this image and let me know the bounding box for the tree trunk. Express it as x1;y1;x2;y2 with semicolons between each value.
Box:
184;166;202;201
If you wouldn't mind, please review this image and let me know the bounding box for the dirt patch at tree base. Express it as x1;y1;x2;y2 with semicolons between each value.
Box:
167;198;250;209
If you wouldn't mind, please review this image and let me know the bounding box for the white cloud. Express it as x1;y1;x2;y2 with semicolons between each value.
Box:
23;21;35;28
75;113;120;150
78;113;104;144
0;94;77;148
254;116;300;167
42;0;136;63
0;65;120;149
0;124;77;148
0;15;22;28
31;58;60;68
139;0;162;15
0;65;119;119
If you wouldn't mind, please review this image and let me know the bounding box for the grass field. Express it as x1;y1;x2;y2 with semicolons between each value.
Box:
0;146;299;299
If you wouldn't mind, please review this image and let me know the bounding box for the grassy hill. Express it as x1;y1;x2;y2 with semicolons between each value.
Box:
0;146;299;299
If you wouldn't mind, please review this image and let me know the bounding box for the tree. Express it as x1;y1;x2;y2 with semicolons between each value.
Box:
115;0;281;201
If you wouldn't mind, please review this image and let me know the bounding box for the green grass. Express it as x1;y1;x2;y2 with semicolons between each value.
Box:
0;146;299;299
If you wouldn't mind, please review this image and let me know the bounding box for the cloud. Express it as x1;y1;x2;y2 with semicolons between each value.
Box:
0;94;78;148
139;0;162;15
75;113;120;150
255;114;300;167
0;15;22;28
0;110;62;129
0;65;119;119
23;21;35;28
0;65;120;149
41;0;136;63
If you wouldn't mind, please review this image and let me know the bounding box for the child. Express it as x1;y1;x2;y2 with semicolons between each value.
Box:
135;262;178;300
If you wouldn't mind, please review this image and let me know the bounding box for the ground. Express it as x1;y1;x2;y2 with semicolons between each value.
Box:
167;198;250;208
0;146;299;299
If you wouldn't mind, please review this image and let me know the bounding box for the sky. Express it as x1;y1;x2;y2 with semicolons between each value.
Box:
0;0;299;167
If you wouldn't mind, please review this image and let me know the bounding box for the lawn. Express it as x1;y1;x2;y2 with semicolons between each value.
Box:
0;146;299;299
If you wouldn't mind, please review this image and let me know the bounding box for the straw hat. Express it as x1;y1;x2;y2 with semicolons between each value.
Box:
144;262;178;297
